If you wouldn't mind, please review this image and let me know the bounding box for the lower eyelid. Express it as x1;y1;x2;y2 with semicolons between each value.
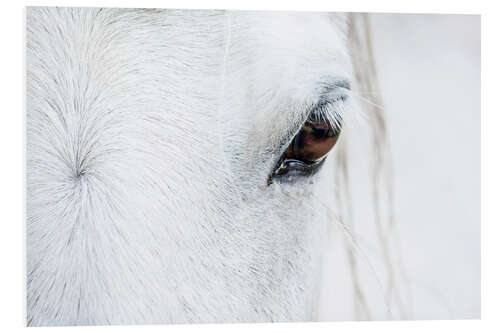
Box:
269;158;326;184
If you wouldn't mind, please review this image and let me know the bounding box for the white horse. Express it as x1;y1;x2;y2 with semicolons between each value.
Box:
27;8;405;325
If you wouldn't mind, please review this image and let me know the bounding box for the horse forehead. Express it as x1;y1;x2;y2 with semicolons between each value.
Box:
232;11;348;59
228;11;351;99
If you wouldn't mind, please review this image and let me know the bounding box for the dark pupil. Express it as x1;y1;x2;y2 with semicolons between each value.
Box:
285;120;340;163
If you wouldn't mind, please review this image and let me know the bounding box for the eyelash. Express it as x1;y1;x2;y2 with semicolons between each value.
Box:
282;97;346;150
309;100;345;134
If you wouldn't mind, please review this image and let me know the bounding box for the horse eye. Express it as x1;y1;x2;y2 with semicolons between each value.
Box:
270;113;340;181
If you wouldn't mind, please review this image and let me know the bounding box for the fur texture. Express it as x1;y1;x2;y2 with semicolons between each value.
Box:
27;8;355;325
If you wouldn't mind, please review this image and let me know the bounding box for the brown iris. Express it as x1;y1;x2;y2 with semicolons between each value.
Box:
271;116;340;180
284;120;339;162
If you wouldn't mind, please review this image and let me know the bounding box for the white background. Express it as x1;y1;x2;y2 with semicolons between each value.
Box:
0;0;497;332
373;13;481;319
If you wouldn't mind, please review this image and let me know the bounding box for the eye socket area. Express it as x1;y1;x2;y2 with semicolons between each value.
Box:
270;112;341;182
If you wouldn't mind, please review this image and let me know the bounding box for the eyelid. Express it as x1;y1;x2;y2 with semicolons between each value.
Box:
321;78;351;93
317;78;351;107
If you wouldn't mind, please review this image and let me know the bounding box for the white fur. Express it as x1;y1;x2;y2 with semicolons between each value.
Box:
27;8;353;325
